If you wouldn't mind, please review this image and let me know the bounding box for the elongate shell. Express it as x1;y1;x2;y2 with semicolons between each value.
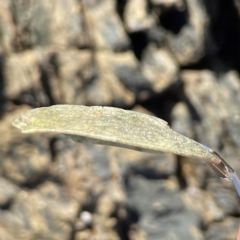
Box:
12;105;220;164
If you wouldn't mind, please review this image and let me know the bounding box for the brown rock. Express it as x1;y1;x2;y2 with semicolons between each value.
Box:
0;106;51;184
124;0;156;33
43;49;95;105
182;70;240;151
0;181;79;240
181;188;225;226
0;0;15;54
4;50;49;106
182;69;240;230
205;217;239;240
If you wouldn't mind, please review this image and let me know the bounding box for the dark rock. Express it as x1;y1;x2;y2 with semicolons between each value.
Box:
234;0;240;15
164;0;209;65
127;152;176;179
171;102;209;188
125;175;204;240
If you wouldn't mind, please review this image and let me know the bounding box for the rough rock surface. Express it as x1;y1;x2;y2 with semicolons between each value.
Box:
1;0;240;239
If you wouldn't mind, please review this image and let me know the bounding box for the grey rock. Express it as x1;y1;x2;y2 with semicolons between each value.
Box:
141;45;179;93
128;153;176;179
165;0;209;65
205;217;239;240
86;51;135;106
11;0;84;48
48;136;106;206
207;179;240;216
84;0;130;51
92;50;153;100
42;49;95;105
125;175;204;240
171;102;194;139
181;188;225;225
0;176;20;207
182;70;240;166
171;102;209;188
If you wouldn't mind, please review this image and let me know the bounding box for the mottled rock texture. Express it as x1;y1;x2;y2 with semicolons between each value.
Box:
1;0;240;239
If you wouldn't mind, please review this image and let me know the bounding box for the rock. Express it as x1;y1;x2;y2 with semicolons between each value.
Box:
205;217;239;240
93;194;120;240
0;106;51;184
11;0;84;48
49;137;105;205
86;51;135;106
0;181;79;240
124;0;156;33
0;176;20;207
171;101;194;139
207;178;240;216
165;0;209;65
182;70;240;165
1;0;240;238
182;72;220;145
0;0;15;54
141;45;178;92
90;50;153;101
181;188;225;225
150;0;184;8
125;175;204;240
234;0;240;15
42;49;95;105
118;148;177;179
4;50;50;107
171;102;209;188
84;0;130;51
